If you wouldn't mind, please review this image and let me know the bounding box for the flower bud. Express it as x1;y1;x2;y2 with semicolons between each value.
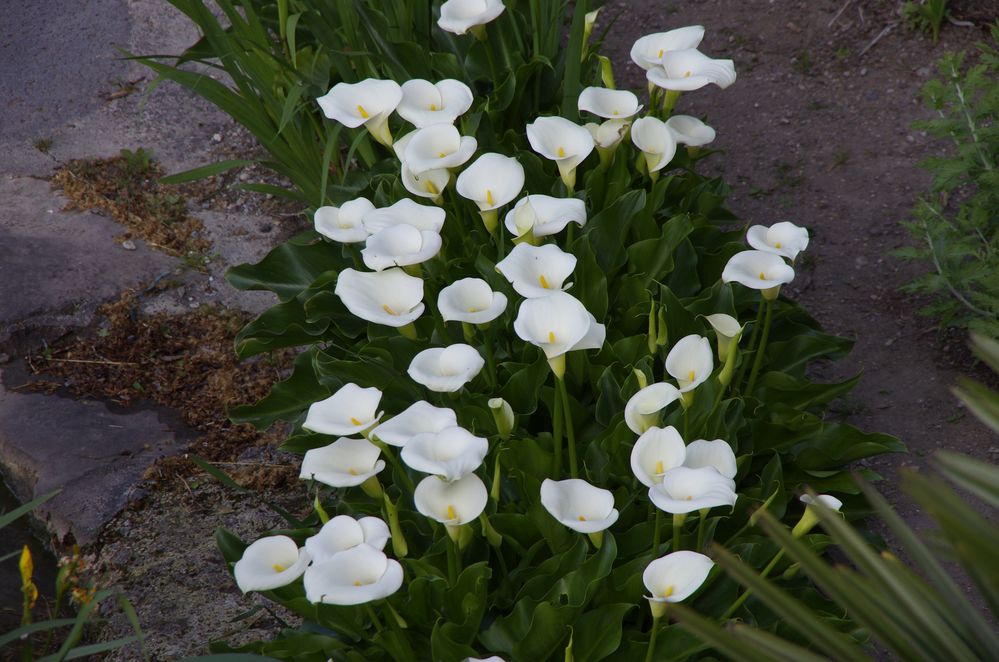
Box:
583;9;601;47
480;513;503;547
633;368;649;390
489;397;515;439
383;493;409;558
598;55;616;89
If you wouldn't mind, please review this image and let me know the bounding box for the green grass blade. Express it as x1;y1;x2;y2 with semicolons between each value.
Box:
159;160;256;185
730;624;835;662
0;489;60;529
0;619;77;649
935;451;999;509
668;604;775;662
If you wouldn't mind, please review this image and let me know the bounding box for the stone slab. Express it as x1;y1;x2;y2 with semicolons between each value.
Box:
0;376;191;543
0;175;178;342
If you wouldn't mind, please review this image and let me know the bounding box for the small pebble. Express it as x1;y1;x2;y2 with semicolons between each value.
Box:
122;239;137;250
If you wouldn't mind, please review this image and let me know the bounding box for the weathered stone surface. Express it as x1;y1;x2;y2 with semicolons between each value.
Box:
0;176;178;343
0;375;190;543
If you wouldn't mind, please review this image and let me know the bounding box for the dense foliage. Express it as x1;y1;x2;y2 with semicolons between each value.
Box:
142;1;905;660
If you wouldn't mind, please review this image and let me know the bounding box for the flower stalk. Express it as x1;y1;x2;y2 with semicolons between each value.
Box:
745;298;774;396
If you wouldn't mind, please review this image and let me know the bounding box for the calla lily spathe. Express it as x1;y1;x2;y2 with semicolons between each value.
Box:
631;426;687;487
401;426;489;481
721;250;795;295
746;221;809;261
234;536;310;593
683;439;737;479
438;0;506;35
665;334;713;393
403;123;478;174
629;26;705;70
578;87;642;119
503;195;586;239
624;382;681;434
540;478;619;534
513;291;606;359
526;116;595;189
631;117;678;173
300;437;386;488
361;224;442;271
496;243;576;298
585;119;630;151
335;267;425;327
643;550;714;611
649;466;737;514
414;472;489;525
314;198;376;244
705;313;744;362
456;153;525;212
305;515;391;564
304;544;403;605
362;197;446;234
303;383;383;436
665;115;716;147
317;79;402;146
369;401;457;447
800;493;843;510
398;79;474;127
647;49;737;92
438;278;508;324
401;162;451;200
408;344;485;392
794;493;843;537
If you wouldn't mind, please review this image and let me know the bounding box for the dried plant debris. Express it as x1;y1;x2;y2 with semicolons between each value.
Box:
26;292;295;487
52;148;211;258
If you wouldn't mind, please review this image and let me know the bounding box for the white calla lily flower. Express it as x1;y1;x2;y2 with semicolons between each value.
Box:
746;221;809;261
304;544;403;605
234;536;311;593
630;26;705;70
408;344;485;392
503;195;586;239
513;291;606;360
438;278;508;324
403;124;478;174
456;153;525;212
632;117;678;173
643;550;714;612
314;198;377;244
631;426;687;487
578;87;642;119
722;250;795;298
335;268;425;327
705;313;744;363
649;466;737;514
362;197;446;234
683;439;737;479
317;79;402;146
665;115;716;147
361;224;442;271
496;243;576;298
304;515;391;564
794;493;844;537
398;79;474;127
665;334;713;393
369;401;457;448
438;0;506;35
647;48;737;92
401;162;451;200
540;478;619;534
401;426;489;481
303;383;383;436
526;116;595;189
414;472;489;525
585;119;631;151
300;437;386;488
624;383;682;434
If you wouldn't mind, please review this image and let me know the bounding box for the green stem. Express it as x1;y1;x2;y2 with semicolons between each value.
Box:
379;443;414;494
745;299;774;396
483;324;498;389
446;535;459;585
651;508;663;556
644;618;662;662
364;603;384;632
696;510;708;550
722;549;785;620
682;406;689;440
734;298;765;391
672;513;685;551
552;378;564;478
558;378;578;478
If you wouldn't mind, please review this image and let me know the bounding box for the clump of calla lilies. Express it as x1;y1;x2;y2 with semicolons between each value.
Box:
225;7;855;661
